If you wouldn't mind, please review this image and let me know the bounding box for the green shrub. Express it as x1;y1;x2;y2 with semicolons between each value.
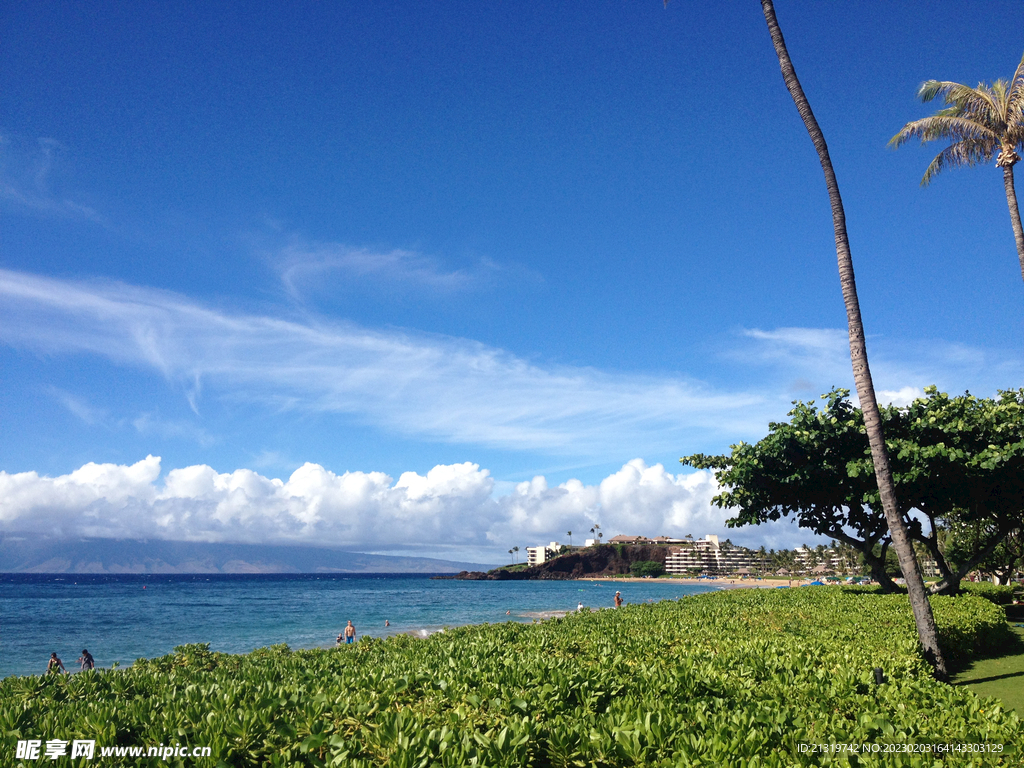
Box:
629;560;665;578
2;589;1020;766
962;582;1016;605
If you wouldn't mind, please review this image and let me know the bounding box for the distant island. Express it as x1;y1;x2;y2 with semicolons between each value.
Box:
0;537;494;574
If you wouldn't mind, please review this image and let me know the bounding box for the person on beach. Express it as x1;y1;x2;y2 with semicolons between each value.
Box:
614;591;623;608
47;652;67;674
78;649;94;671
344;621;356;644
384;619;389;627
577;602;584;612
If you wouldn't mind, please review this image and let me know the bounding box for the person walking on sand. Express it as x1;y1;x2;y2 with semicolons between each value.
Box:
343;620;356;644
47;652;66;675
78;649;94;671
614;591;623;608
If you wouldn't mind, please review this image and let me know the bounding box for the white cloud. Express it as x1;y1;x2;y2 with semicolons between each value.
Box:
736;326;1022;404
0;456;816;556
3;270;1018;463
0;269;771;456
278;241;481;296
0;135;104;223
876;386;925;407
50;387;106;425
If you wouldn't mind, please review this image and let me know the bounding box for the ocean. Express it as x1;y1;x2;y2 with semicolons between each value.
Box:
0;573;717;678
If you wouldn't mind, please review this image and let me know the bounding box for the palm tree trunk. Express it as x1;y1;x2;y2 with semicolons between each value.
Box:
760;0;948;679
1001;164;1024;284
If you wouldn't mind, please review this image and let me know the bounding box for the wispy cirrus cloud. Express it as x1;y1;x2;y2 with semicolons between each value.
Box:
278;242;480;296
3;271;1019;459
49;388;107;426
272;238;535;301
0;269;770;456
734;327;1022;403
0;135;104;224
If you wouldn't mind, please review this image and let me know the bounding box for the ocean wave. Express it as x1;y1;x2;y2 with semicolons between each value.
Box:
515;610;570;619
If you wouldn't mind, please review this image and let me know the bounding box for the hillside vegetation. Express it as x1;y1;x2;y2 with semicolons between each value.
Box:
3;589;1020;766
456;543;668;580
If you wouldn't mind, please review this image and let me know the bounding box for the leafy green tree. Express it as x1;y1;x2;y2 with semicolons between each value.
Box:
684;390;900;591
630;561;665;579
890;54;1024;282
947;523;1023;586
686;388;1024;597
758;0;946;677
858;388;1024;593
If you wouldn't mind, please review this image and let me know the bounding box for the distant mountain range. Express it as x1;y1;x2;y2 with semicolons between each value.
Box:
0;537;495;574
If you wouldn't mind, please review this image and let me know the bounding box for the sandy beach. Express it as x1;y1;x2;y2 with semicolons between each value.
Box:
577;576;803;589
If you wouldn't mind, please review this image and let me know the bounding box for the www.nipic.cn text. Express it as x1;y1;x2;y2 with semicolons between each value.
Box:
16;739;212;761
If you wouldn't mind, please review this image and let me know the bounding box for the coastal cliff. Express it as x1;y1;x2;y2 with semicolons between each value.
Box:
450;544;667;580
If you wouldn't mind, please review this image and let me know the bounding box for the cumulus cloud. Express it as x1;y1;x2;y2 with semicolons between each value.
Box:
876;386;925;407
0;456;817;556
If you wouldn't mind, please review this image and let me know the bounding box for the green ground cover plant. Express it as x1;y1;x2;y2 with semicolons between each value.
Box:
2;589;1021;767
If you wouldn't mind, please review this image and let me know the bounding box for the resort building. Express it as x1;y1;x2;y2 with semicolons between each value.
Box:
664;535;755;575
526;542;562;566
793;546;845;572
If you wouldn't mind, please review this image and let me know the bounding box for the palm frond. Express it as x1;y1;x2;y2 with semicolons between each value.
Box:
1007;52;1024;148
896;55;1024;179
921;139;993;185
918;80;999;120
889;115;997;149
1006;51;1024;110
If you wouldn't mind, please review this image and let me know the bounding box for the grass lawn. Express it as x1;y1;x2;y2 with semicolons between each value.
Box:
954;622;1024;713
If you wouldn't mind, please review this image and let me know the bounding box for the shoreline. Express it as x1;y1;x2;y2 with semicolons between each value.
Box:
576;575;804;589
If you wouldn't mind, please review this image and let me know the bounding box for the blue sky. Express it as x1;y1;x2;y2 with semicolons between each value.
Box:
1;1;1022;560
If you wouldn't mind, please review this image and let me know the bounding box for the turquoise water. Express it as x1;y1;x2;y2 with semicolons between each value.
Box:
0;574;717;678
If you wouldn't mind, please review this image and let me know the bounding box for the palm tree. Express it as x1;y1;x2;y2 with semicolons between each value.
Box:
760;0;947;678
513;545;520;564
567;531;573;548
890;54;1024;282
508;548;513;564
